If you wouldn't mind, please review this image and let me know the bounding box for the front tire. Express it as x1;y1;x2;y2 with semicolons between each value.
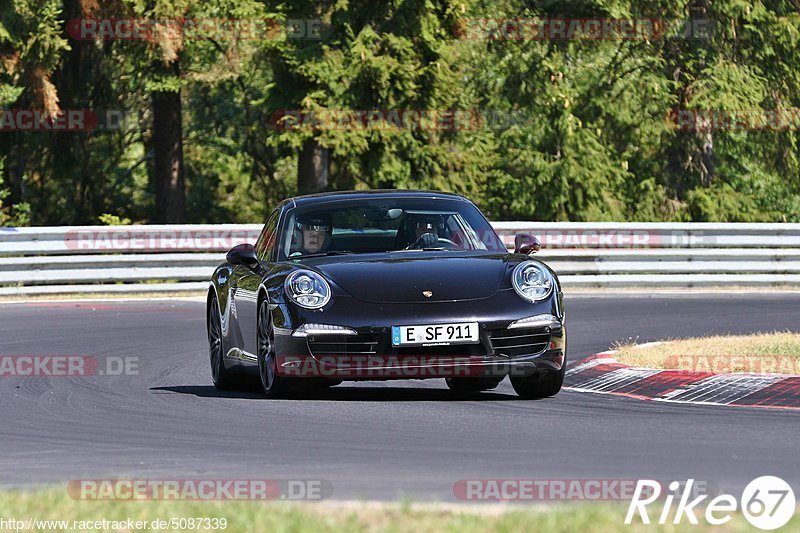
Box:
510;366;565;399
208;294;237;390
257;299;289;398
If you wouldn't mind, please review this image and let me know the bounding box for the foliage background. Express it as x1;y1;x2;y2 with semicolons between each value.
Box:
2;0;799;226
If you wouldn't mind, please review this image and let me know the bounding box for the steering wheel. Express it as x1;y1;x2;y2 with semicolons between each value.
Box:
404;233;460;250
435;238;458;249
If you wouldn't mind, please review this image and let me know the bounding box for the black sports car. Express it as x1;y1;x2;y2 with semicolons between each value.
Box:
207;190;566;399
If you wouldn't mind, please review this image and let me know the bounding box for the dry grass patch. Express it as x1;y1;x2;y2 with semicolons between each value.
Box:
613;332;800;374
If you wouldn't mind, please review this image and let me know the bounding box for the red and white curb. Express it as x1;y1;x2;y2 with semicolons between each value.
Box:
564;351;800;410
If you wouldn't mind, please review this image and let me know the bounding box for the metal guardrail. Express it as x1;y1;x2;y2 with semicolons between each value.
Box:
1;223;800;295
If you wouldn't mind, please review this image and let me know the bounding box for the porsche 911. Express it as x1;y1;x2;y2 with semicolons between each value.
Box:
207;190;566;399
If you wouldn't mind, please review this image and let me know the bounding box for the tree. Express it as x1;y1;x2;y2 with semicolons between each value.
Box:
2;0;800;225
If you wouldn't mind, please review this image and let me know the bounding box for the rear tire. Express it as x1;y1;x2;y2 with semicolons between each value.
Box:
445;377;503;393
510;366;565;399
208;295;237;390
257;299;290;398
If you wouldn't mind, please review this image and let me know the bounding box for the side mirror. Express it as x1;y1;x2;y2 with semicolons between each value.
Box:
514;233;541;255
226;243;260;269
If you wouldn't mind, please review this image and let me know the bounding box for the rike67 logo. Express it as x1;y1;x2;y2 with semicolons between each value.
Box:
626;476;796;530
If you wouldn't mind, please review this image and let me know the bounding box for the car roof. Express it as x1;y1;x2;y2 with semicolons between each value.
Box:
286;189;468;208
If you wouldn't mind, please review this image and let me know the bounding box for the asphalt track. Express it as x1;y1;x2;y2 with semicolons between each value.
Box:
1;294;799;501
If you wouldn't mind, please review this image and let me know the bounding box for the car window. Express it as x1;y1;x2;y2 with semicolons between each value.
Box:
278;198;505;259
255;209;280;261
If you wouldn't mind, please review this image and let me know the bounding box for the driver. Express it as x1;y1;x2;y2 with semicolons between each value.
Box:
414;218;439;240
293;214;332;255
405;215;444;248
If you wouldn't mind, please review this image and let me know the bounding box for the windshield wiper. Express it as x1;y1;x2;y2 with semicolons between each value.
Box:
288;250;354;260
394;246;451;253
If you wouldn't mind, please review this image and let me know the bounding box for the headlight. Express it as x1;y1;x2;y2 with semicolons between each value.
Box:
512;261;554;302
285;270;331;309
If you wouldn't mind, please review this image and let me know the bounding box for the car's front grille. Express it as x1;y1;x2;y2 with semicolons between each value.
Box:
489;327;551;358
391;343;487;358
307;334;379;356
307;334;488;358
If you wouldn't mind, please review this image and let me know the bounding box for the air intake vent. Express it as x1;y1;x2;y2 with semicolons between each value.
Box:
489;327;551;357
307;334;379;356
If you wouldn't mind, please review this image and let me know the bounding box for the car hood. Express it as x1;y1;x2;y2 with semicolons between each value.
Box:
312;253;512;303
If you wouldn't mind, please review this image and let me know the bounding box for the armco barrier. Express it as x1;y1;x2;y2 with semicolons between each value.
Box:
1;222;799;295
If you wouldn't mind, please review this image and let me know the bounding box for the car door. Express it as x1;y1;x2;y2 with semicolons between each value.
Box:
233;209;280;360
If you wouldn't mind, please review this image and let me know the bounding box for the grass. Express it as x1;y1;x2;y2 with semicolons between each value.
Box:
613;332;800;374
0;488;795;532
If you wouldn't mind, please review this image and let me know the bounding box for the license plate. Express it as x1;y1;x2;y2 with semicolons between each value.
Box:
391;322;480;346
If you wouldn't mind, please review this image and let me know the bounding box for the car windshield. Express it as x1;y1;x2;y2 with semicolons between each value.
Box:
279;198;506;260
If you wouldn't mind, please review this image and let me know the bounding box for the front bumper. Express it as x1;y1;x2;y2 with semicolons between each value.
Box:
271;290;566;380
